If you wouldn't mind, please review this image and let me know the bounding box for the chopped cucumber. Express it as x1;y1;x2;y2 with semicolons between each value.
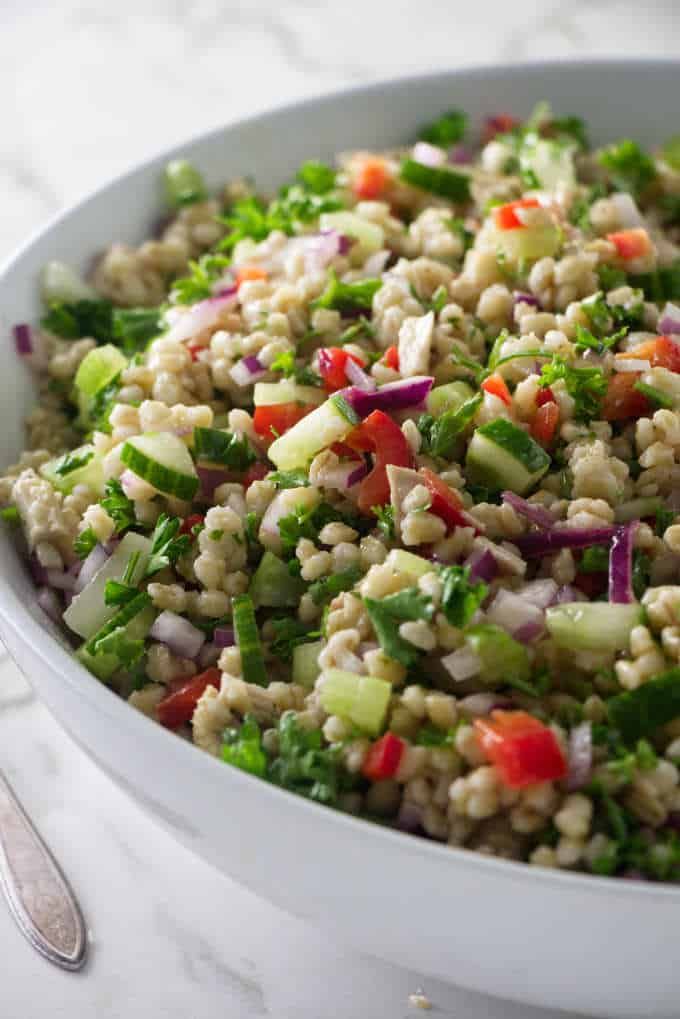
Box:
75;604;155;681
466;624;530;686
292;640;323;689
250;551;305;608
319;668;391;736
519;138;576;191
40;444;104;496
638;368;680;408
253;381;325;407
545;602;642;652
490;223;561;263
164;159;207;207
466;418;551;495
386;548;436;579
84;591;152;655
233;593;267;687
121;432;199;500
74;344;127;397
63;532;152;639
267;393;359;470
426;381;475;418
614;497;663;523
319;211;384;257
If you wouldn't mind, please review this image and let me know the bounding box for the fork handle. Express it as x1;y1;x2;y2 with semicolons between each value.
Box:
0;771;87;970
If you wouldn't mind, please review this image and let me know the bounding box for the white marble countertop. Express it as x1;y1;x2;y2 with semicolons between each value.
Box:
0;3;675;1016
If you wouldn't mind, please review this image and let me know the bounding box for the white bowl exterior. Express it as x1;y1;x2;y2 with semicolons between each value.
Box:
2;61;680;1018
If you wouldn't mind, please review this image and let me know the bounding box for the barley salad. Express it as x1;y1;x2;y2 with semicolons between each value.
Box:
5;102;680;881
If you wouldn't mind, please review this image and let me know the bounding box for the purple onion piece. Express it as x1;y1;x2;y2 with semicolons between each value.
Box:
13;323;33;356
463;548;498;583
608;521;638;604
196;465;231;501
658;302;680;335
347;461;369;487
150;611;206;660
37;586;62;623
46;568;77;592
412;141;446;167
502;490;555;530
515;526;616;558
344;356;376;392
565;722;593;791
448;143;473;165
513;619;545;643
513;290;540;309
342;376;434;418
395;801;424;833
213;626;235;648
74;543;109;594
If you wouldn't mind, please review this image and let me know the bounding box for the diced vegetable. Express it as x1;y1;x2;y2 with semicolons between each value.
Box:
40;444;104;496
349;160;391;202
465;624;531;686
250;550;305;608
254;402;315;447
320;210;384;254
318;347;366;392
466;418;551;495
519;138;576;190
620;335;680;373
420;467;478;532
362;732;405;780
493;197;541;230
157;668;221;728
530;400;559;446
253;381;325;407
608;523;637;604
607;227;652;261
602;371;650;421
267;393;360;470
164;159;207;207
481;374;512;406
292;640;323;689
319;668;391;735
74;344;127;397
385;548;435;579
426;380;475;417
399;159;470;202
232;594;267;687
63;532;152;639
608;667;680;743
345;409;414;513
545;602;642;652
75;603;154;681
475;710;567;788
121;432;199;500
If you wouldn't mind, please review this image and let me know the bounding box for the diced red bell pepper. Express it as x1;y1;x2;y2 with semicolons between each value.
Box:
345;409;414;514
353;157;391;200
482;113;520;144
474;710;567;788
317;347;366;392
419;467;479;533
530;400;559;447
179;513;204;536
493;197;540;231
253;402;314;446
536;385;555;407
619;335;680;374
243;462;270;489
235;265;268;287
384;345;400;370
362;732;405;781
186;340;206;362
481;373;512;406
157;668;222;730
602;372;650;421
606;228;652;261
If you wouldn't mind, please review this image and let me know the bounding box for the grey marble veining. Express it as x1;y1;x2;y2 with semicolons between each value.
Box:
0;2;672;1015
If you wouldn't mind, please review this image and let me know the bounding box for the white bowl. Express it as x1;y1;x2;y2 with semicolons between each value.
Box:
1;59;679;1019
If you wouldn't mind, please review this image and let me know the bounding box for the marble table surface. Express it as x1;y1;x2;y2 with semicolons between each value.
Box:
1;2;676;1015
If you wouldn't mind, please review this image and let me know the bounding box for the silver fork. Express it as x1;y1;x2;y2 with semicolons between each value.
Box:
0;769;87;970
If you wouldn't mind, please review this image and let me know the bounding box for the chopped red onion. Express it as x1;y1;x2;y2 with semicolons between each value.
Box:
13;323;33;356
196;465;232;501
608;521;638;604
516;526;616;558
513;619;545;643
347;461;369;487
164;290;238;343
502;490;555;529
199;642;221;668
37;586;62;623
518;578;558;609
555;584;588;604
29;555;49;586
659;302;680;336
486;588;545;641
46;568;77;592
463;548;498;583
413;141;446;167
513;291;540;308
396;801;424;833
343;376;434;418
441;645;481;682
74;543;109;593
213;626;235;648
230;354;267;387
448;143;473;165
150;611;206;660
344;356;376;391
565;722;593;791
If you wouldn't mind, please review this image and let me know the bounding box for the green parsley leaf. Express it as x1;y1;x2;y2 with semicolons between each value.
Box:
418;109;467;147
269;349;321;387
277;501;360;556
295;160;337;194
363;587;435;667
193;426;256;471
41;299;114;342
86;377;121;435
221;714;268;777
549;115;589;151
171;253;232;305
112;307;162;354
539;355;607;421
373;503;395;540
419;393;483;458
144;513;191;577
104;580;138;607
311;269;381;315
101;479;136;534
598;139;657;199
308;565;363;607
74;526;98;559
597;264;628;291
267;469;309;490
438;565;487;627
54;448;95;477
268;710;348;806
655;506;675;537
415;723;459;747
269;617;322;662
93;626;145;666
573;322;626;357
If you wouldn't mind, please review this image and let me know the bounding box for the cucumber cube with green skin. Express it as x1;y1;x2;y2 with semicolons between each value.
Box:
385;549;436;580
250;551;305;608
292;640;323;689
74;344;127;397
40;444;104;496
546;602;643;653
121;431;199;500
253;381;325;407
319;668;392;735
492;224;561;262
75;604;155;681
466;418;551;496
426;381;475;418
63;531;153;639
466;624;530;686
267;394;360;470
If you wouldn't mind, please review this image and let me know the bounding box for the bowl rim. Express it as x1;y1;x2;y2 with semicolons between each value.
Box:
2;55;680;903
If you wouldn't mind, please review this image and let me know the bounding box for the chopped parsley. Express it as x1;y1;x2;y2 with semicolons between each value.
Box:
598;139;657;199
418;393;483;458
573;322;627;357
308;565;363;607
311;270;382;314
269;349;321;387
269;617;322;661
171;253;232;305
74;526;98;559
373;503;395;540
193;426;256;471
363;587;435;667
539;356;607;421
268;710;349;806
655;506;675;536
438;565;487;628
42;298;161;354
144;513;191;577
267;469;309;490
277;501;362;557
53;448;95;477
418;109;467;147
100;479;136;534
222;714;268;778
